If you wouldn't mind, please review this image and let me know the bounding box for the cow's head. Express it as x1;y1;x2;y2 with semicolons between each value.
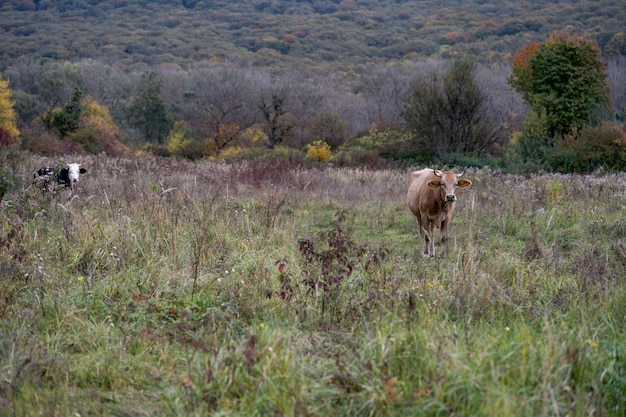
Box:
427;169;472;202
67;163;87;183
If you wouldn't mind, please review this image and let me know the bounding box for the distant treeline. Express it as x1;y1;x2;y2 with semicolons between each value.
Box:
2;0;626;173
1;0;625;71
2;53;625;170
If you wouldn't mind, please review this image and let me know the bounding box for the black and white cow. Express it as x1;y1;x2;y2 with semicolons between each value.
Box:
58;163;87;189
32;163;87;193
32;166;57;193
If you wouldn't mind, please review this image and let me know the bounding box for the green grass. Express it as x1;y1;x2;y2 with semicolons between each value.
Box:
1;153;625;416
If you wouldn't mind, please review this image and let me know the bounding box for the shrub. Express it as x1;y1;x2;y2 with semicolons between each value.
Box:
21;124;78;156
298;211;389;328
310;112;348;149
519;122;626;173
561;122;626;172
512;109;553;161
306;140;333;162
142;143;171;157
351;125;413;161
167;120;204;160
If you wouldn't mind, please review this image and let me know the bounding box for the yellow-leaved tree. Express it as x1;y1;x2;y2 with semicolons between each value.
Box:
0;73;20;145
167;120;203;159
69;96;130;156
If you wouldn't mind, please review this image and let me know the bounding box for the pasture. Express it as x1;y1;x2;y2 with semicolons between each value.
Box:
1;152;625;416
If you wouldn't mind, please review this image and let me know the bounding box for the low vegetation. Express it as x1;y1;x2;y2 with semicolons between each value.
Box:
1;149;625;416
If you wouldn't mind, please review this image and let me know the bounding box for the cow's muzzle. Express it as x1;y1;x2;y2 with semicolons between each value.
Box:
445;194;457;202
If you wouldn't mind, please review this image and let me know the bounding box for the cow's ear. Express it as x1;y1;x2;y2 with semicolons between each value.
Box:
80;168;87;174
426;179;440;189
457;179;472;188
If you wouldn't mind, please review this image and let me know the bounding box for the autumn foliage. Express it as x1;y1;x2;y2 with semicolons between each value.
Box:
510;41;540;101
0;73;20;145
509;34;609;138
70;96;130;156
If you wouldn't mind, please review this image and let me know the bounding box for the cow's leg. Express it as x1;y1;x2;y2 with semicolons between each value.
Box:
421;217;436;257
421;226;430;257
440;219;449;257
419;215;432;257
418;222;429;257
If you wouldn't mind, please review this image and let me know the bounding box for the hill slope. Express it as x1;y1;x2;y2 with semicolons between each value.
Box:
1;0;624;72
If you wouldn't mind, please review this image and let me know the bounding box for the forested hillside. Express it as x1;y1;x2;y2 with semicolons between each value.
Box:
1;0;625;71
1;0;626;172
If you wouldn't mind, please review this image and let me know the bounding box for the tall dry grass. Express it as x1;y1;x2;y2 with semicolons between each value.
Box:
0;151;625;416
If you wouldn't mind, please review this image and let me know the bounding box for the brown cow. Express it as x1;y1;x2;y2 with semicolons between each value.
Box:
407;168;472;257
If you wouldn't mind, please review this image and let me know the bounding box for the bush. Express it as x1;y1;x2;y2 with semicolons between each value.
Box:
542;145;581;173
306;140;333;162
167;121;204;160
351;126;414;160
518;122;626;173
21;124;78;156
561;122;626;172
310;112;348;149
141;143;171;157
512;109;553;161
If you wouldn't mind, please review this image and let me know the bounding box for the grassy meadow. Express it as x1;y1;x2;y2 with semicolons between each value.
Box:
1;151;625;416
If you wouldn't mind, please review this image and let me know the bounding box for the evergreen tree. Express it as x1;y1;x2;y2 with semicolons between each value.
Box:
51;87;83;138
127;71;171;144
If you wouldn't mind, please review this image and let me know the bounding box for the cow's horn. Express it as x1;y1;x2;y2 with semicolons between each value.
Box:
457;169;466;177
433;169;442;177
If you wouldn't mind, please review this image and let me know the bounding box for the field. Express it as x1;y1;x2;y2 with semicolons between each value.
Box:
1;151;625;416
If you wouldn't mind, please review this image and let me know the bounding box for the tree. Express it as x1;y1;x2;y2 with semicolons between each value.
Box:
167;120;203;159
510;108;551;166
607;55;626;122
310;112;348;149
402;58;497;161
259;94;292;149
51;87;83;138
127;71;171;144
508;34;610;139
0;73;20;145
357;63;409;131
69;96;130;156
167;65;260;154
